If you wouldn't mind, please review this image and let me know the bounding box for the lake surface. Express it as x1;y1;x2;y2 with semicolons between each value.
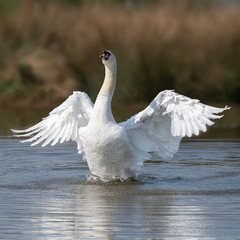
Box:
0;135;240;239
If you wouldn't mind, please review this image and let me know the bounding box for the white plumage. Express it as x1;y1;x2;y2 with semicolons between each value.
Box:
12;50;230;180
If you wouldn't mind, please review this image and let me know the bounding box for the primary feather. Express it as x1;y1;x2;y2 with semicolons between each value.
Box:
12;91;93;153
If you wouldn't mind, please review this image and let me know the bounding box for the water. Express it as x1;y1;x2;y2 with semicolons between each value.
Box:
1;136;240;239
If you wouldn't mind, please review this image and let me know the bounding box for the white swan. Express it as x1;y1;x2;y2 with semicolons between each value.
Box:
12;50;230;180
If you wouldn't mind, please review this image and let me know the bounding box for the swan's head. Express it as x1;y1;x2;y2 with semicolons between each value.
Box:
100;50;116;67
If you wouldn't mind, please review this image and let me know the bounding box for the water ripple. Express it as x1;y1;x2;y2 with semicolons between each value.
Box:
1;137;240;239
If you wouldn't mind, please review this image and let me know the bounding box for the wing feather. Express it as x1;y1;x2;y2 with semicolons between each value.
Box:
12;91;93;149
121;90;230;162
57;119;68;144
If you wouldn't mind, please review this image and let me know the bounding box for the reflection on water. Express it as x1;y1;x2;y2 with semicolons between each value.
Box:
0;137;240;239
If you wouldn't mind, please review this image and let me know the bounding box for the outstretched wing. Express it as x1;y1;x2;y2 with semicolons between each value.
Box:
121;90;230;160
12;91;93;152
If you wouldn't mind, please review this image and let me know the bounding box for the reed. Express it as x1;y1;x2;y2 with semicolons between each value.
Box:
0;1;240;105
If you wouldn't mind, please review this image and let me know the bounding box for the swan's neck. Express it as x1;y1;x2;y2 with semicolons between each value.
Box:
91;63;117;123
99;64;117;97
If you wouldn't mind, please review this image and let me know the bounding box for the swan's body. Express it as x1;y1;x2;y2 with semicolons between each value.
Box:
12;50;230;180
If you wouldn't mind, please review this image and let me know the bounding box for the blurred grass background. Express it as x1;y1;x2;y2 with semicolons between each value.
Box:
0;0;240;131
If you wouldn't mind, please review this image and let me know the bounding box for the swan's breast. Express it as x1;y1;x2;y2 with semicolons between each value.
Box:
80;122;137;179
80;122;134;164
81;122;125;148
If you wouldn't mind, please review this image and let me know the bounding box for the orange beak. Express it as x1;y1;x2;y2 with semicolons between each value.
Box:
100;51;110;60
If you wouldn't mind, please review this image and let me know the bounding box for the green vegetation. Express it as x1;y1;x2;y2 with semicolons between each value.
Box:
0;0;240;107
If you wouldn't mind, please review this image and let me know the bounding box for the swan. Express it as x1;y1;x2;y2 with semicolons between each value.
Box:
12;50;230;181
